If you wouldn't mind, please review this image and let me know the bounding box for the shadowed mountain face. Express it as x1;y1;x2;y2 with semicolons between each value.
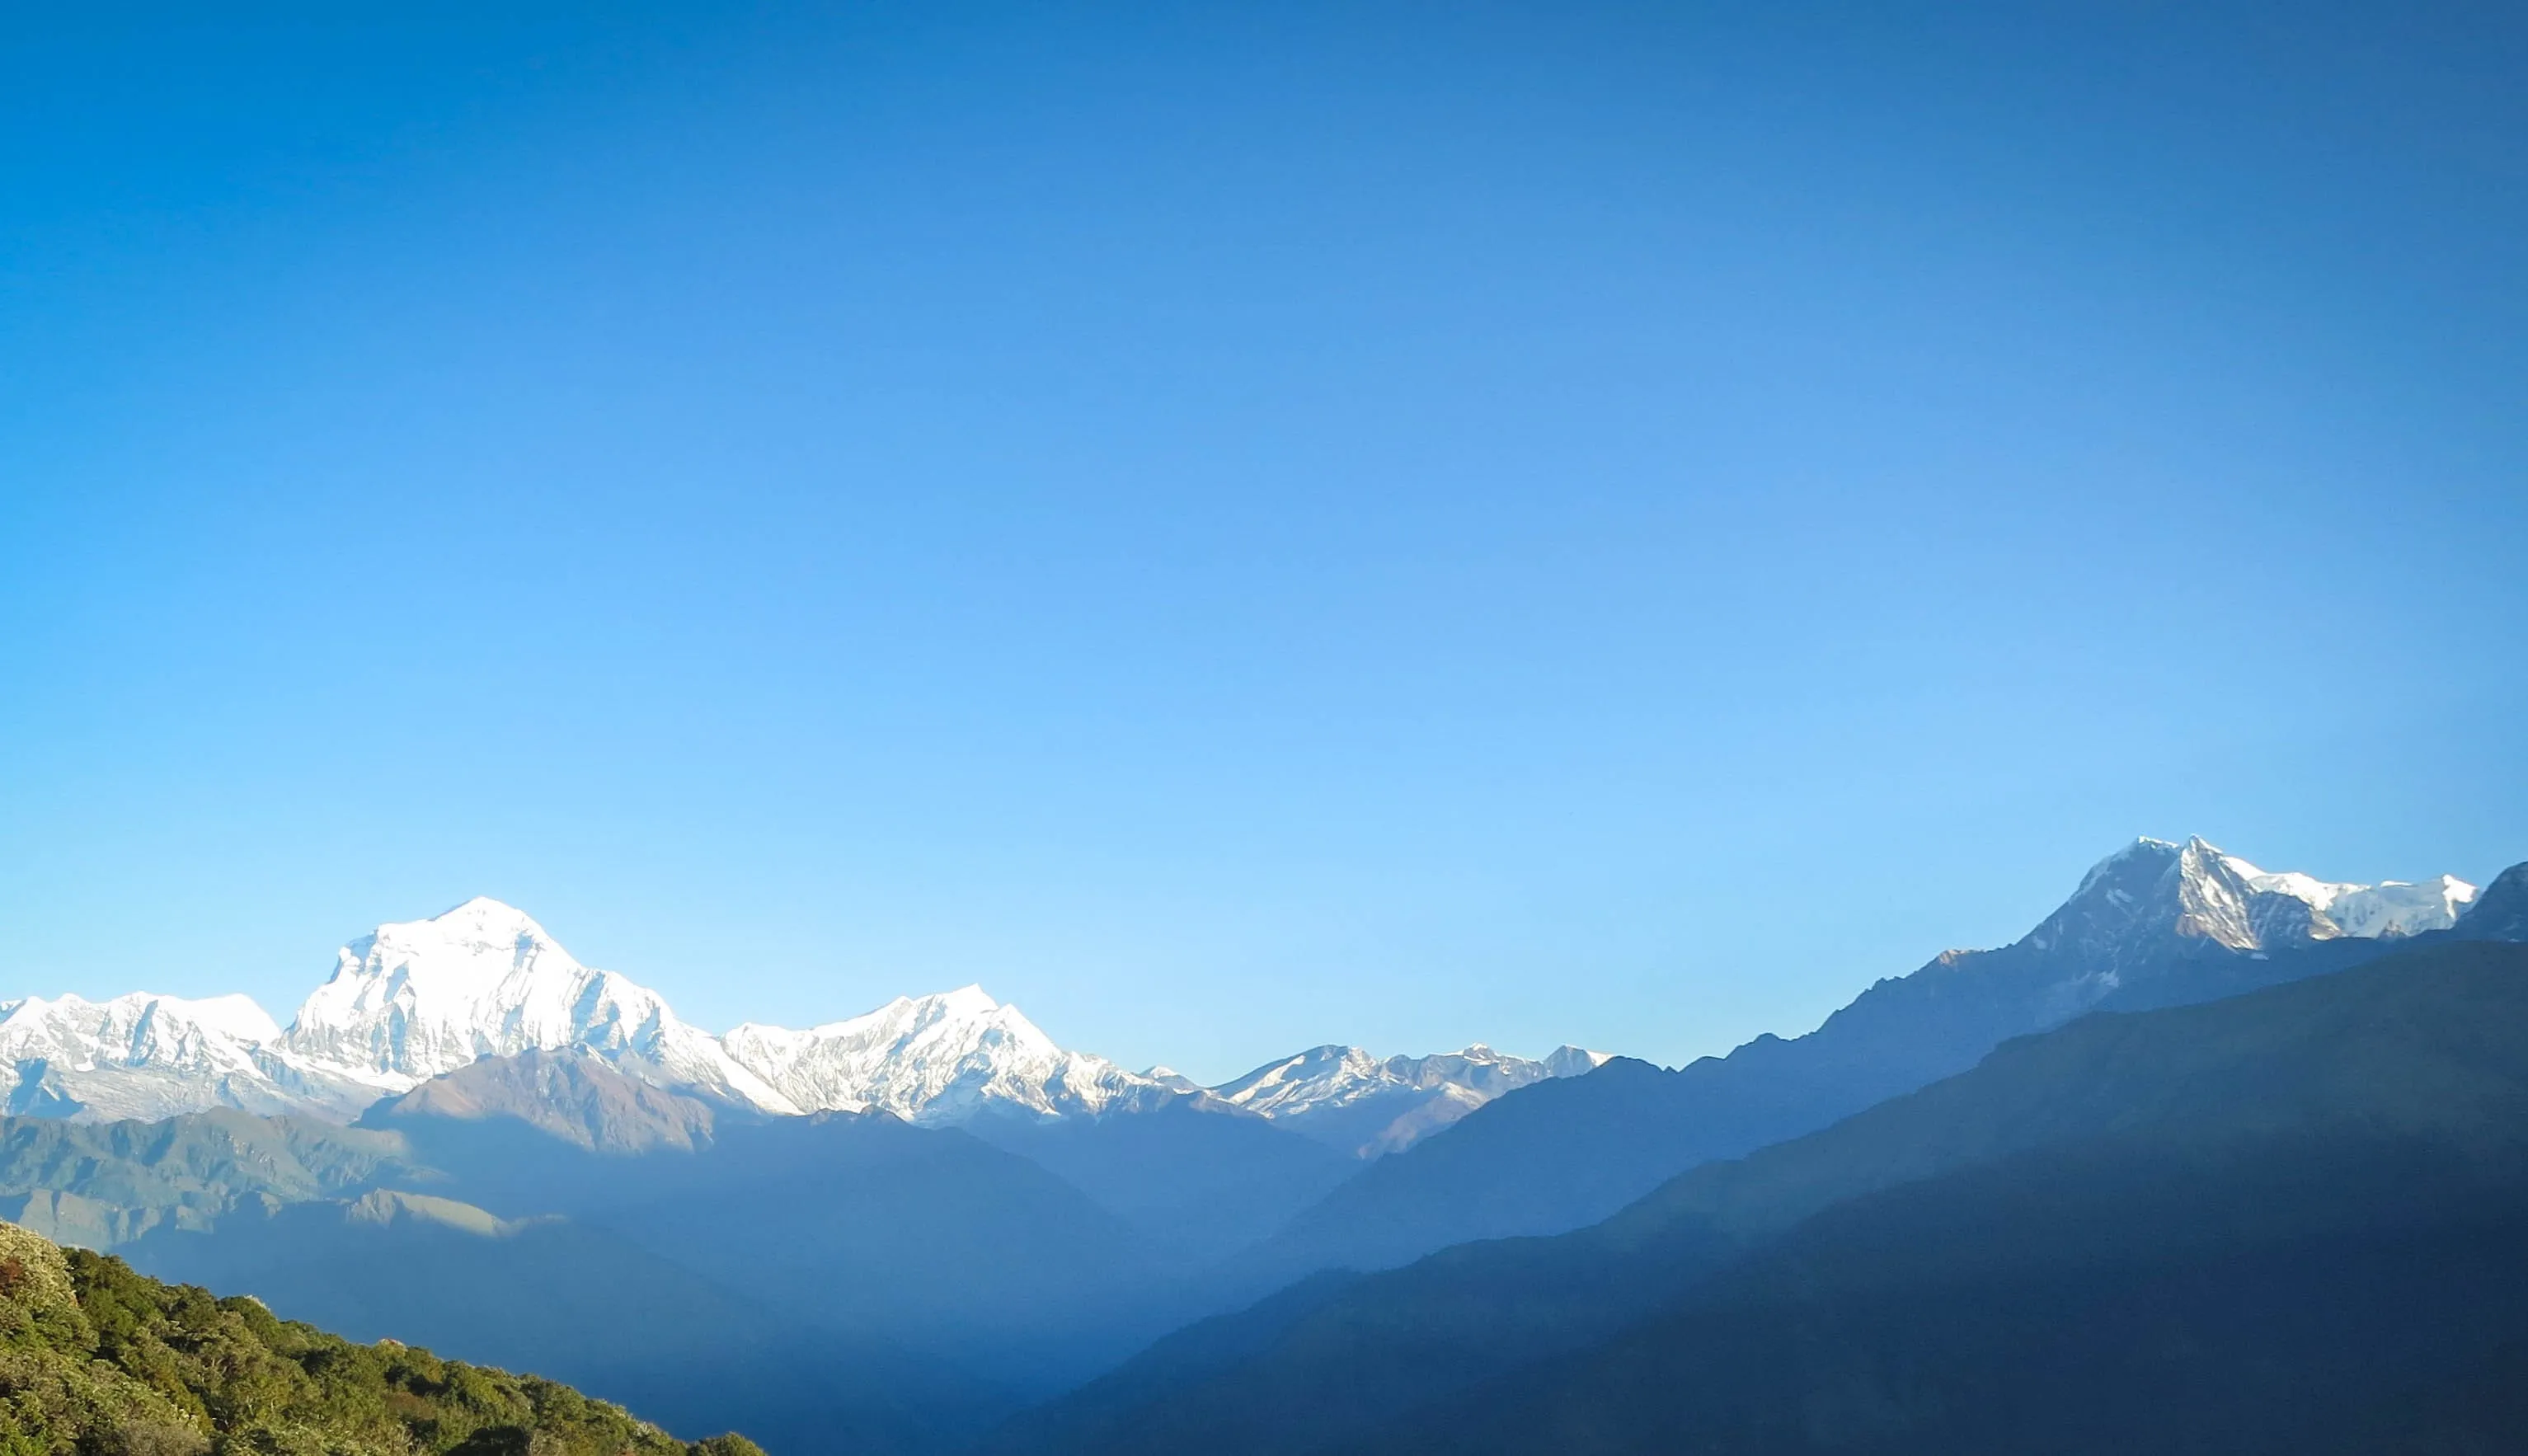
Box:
115;1062;1277;1448
989;938;2528;1456
374;1044;1357;1274
966;1099;1356;1264
0;1108;417;1247
9;1050;1346;1447
1391;1141;2528;1456
110;1108;1142;1452
148;1094;1189;1385
132;1188;992;1456
1240;845;2521;1282
355;1054;1332;1362
2455;862;2528;941
363;1045;732;1152
556;1111;1170;1380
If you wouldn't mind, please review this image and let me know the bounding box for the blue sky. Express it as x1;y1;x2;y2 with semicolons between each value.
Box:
4;3;2523;1081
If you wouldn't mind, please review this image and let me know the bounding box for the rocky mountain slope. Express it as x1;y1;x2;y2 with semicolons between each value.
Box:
363;1045;731;1153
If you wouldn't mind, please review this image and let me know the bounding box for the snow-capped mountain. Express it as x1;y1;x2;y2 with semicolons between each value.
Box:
2224;857;2475;939
0;899;1171;1125
2030;836;2475;966
721;986;1169;1124
1762;831;2483;1097
0;992;397;1122
285;897;797;1115
1209;1042;1613;1157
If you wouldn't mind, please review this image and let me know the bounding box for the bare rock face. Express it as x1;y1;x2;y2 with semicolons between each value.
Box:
364;1046;723;1153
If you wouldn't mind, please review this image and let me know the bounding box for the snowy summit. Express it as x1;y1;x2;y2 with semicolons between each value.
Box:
286;897;795;1113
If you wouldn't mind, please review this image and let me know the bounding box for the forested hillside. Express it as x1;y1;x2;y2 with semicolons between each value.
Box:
0;1216;760;1456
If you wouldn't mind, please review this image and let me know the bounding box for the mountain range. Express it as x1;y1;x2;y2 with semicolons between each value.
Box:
0;836;2479;1145
0;896;1605;1150
1;832;2517;1455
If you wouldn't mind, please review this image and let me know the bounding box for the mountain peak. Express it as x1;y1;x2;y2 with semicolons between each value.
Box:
927;984;1001;1017
1143;1065;1204;1093
439;894;545;923
286;901;600;1074
2067;836;2183;898
1543;1045;1614;1078
2036;835;2474;964
283;904;798;1115
2169;835;2263;950
406;895;559;950
720;988;1156;1124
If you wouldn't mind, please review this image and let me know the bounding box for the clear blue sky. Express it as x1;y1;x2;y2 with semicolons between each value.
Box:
4;3;2523;1082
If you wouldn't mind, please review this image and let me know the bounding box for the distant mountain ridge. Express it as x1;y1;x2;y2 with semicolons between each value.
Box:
363;1045;730;1153
0;837;2485;1142
1207;1043;1612;1157
0;898;1607;1144
1233;835;2506;1278
721;986;1166;1123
